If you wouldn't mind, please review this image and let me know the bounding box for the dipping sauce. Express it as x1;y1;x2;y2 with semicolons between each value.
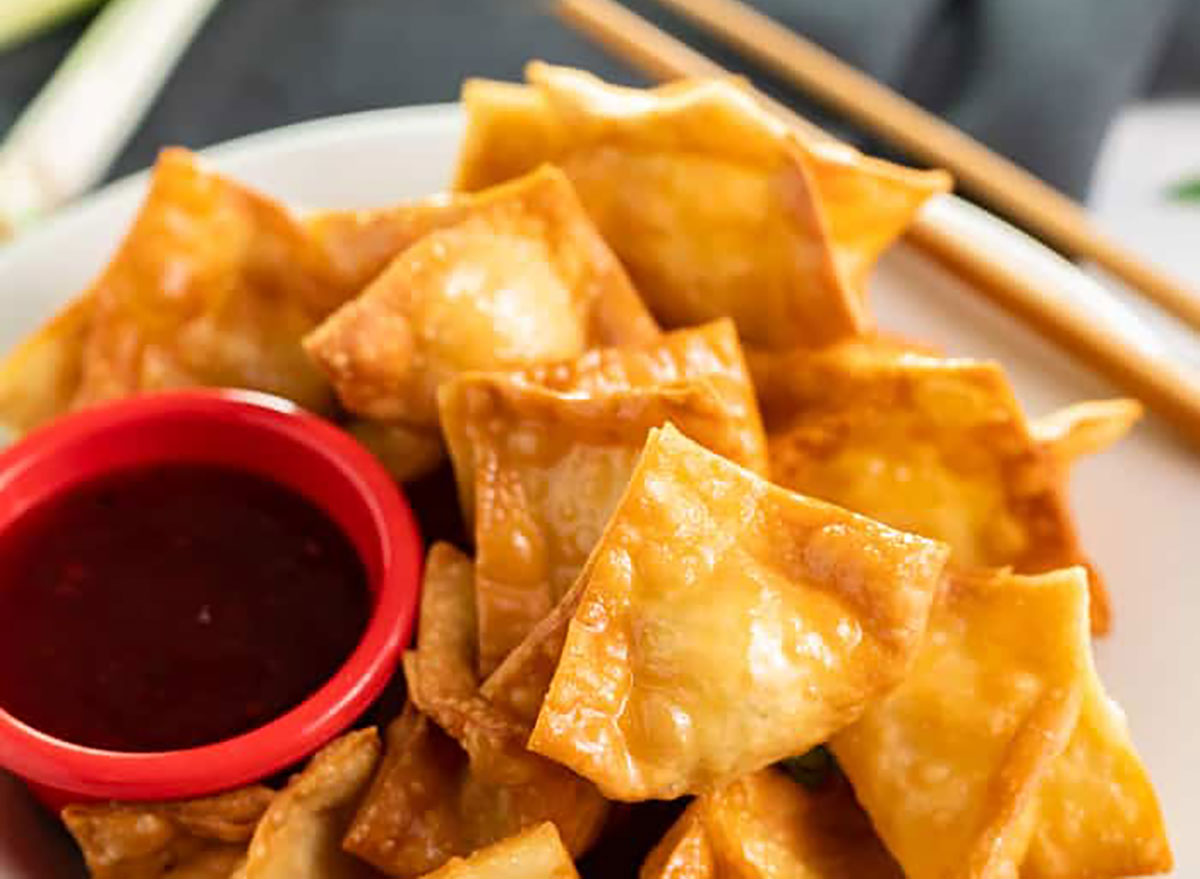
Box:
0;464;369;752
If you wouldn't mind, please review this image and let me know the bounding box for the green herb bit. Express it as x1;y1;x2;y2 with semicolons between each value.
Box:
779;745;837;789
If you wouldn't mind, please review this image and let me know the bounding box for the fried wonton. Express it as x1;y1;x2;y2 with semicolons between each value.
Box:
408;543;480;703
413;545;607;793
343;703;607;878
1022;705;1172;878
0;149;377;433
1028;397;1143;469
344;547;608;877
234;728;381;879
304;196;473;295
754;342;1138;633
63;785;274;879
639;802;713;879
306;182;649;484
439;368;767;676
641;769;901;879
401;544;536;776
477;575;586;731
829;567;1165;879
439;322;766;676
403;552;585;796
445;318;767;522
346;419;447;484
0;296;94;433
511;318;765;471
313;190;596;485
344;707;463;877
528;424;949;800
304;164;658;430
417;823;579;879
455;63;949;347
1023;600;1172;877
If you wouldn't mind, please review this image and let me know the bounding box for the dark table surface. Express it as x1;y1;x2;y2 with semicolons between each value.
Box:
1;0;1198;198
0;0;643;183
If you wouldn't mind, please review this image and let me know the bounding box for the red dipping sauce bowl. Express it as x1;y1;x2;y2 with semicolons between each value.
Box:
0;390;422;811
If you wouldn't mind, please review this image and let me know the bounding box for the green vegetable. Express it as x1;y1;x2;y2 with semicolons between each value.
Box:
0;0;106;52
779;745;837;789
0;0;222;233
1166;175;1200;204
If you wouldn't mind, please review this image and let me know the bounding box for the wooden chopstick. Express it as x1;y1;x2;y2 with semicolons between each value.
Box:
647;0;1200;334
556;0;1200;452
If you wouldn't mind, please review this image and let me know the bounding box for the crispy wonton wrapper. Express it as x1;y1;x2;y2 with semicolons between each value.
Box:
477;573;586;731
510;318;766;479
459;317;768;506
416;822;579;879
436;321;764;676
0;148;386;432
343;706;463;877
639;801;713;879
440;364;767;675
400;543;538;776
406;549;585;794
0;296;94;434
455;63;949;348
344;546;608;877
303;195;472;296
408;543;480;702
1028;397;1144;468
345;419;447;484
1022;584;1172;877
443;318;766;531
344;702;607;878
1023;675;1173;878
641;768;902;879
62;785;274;879
832;567;1170;879
751;341;1139;633
529;424;949;800
304;164;658;429
233;728;381;879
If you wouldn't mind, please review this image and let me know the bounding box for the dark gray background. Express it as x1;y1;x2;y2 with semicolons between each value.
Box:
1;0;1198;199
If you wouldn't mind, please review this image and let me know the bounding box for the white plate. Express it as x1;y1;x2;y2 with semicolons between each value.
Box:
1;105;1197;879
1087;100;1200;370
1092;99;1200;293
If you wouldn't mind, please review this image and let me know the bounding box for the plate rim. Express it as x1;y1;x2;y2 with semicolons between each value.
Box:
0;102;461;276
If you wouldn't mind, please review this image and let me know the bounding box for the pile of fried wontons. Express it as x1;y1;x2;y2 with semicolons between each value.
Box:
1;63;1170;879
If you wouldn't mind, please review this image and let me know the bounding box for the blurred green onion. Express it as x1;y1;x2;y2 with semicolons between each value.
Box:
1166;175;1200;204
0;0;106;52
0;0;221;235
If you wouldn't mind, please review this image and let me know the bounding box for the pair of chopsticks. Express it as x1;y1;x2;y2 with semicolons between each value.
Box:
556;0;1200;452
0;0;221;237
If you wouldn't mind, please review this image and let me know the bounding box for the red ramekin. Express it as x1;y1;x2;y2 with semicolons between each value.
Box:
0;390;422;810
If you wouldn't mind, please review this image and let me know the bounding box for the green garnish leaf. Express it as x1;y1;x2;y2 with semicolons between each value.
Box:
1166;175;1200;204
779;745;837;789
